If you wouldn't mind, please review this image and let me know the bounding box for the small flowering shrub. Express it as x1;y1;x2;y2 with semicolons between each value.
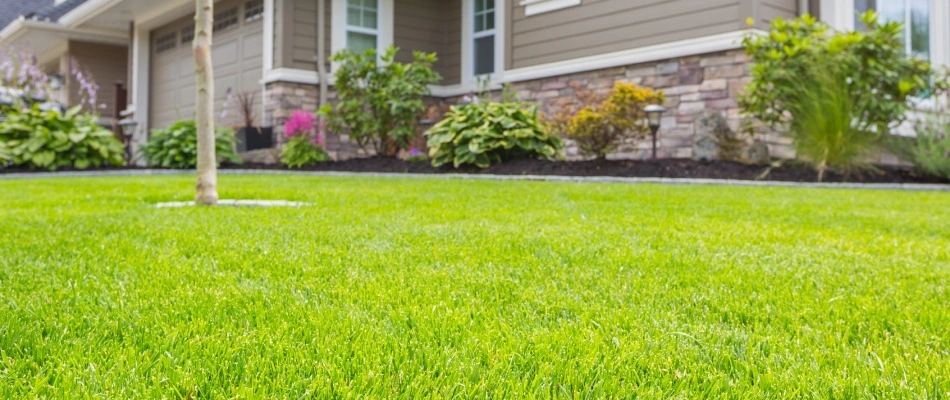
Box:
142;120;241;169
281;110;329;168
551;82;665;160
891;110;950;180
404;148;427;163
0;105;125;170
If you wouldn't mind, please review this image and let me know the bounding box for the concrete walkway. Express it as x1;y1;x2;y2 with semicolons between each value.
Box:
1;169;948;192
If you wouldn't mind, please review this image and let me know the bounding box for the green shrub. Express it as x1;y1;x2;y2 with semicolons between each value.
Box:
425;102;562;168
890;112;950;180
784;64;877;181
0;105;125;170
551;82;665;160
281;135;329;168
142;120;241;169
741;13;942;136
320;46;441;156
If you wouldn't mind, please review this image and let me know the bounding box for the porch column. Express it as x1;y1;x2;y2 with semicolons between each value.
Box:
130;22;151;165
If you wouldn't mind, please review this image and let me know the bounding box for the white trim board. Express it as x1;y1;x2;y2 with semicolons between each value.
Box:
503;29;758;84
519;0;581;16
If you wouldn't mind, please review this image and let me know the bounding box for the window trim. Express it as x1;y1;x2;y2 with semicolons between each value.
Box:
462;0;506;85
331;0;393;70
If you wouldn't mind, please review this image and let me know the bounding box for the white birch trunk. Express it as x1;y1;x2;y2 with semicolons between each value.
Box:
194;0;218;205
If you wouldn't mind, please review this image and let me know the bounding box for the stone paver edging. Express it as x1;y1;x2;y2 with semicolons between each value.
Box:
1;169;948;192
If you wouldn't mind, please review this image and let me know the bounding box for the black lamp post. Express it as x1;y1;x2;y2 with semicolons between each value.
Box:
644;105;666;160
118;118;138;164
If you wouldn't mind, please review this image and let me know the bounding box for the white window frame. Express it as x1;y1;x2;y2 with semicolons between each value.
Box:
331;0;393;70
462;0;505;86
821;0;949;69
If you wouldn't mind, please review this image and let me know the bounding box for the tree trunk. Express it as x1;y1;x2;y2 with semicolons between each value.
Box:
194;0;218;205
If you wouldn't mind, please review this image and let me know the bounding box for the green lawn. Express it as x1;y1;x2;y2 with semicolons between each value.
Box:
1;175;948;398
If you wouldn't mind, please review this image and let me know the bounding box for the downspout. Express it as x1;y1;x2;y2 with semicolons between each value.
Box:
317;0;328;111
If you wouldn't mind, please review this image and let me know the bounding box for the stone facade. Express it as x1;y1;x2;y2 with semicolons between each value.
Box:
508;49;791;160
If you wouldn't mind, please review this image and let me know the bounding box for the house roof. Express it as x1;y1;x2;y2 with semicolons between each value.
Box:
0;1;53;30
0;0;88;32
33;0;89;23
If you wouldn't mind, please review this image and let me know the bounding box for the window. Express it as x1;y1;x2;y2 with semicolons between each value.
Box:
473;0;496;76
213;7;239;32
245;0;264;22
155;32;177;53
180;25;194;44
345;0;379;53
855;0;930;59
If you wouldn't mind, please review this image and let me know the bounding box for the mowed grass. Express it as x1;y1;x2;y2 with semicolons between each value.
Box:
0;175;949;399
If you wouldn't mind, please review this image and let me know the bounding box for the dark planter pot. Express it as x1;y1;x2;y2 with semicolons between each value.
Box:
236;126;274;152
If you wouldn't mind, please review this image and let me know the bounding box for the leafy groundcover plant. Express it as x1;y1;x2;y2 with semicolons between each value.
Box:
280;110;329;168
142;120;241;169
426;102;563;168
0;105;125;170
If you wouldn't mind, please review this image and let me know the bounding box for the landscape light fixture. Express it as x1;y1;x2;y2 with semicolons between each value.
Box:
118;118;138;163
644;104;667;160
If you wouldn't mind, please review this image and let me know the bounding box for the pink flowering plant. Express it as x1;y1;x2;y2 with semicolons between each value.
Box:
280;110;329;168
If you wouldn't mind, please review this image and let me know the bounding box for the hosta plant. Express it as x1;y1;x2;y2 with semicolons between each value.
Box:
425;102;562;168
0;105;125;170
142;120;241;169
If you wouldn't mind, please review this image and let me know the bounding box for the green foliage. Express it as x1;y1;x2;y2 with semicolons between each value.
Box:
2;176;950;398
741;12;942;135
552;82;665;160
425;102;562;168
892;111;950;180
281;135;329;168
320;46;441;156
142;120;241;169
784;64;877;181
0;105;125;170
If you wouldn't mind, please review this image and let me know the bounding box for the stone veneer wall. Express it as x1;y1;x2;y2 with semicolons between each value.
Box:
263;81;373;160
508;49;792;160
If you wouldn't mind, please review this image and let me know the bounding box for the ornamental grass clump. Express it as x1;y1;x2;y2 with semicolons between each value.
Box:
280;110;329;168
551;82;665;160
784;64;876;181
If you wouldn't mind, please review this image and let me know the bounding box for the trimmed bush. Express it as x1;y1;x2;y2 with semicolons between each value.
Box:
551;82;665;160
0;105;125;170
142;120;241;169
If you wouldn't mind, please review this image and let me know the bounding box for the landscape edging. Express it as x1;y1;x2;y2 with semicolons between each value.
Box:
2;169;949;192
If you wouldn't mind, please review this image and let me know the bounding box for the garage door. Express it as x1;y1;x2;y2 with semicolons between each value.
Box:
150;0;264;130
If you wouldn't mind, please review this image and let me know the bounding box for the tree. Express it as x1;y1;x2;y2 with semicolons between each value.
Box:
193;0;218;205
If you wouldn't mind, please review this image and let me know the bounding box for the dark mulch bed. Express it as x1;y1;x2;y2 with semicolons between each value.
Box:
3;158;947;184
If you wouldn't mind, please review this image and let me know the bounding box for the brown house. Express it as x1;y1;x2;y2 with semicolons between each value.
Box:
2;0;948;161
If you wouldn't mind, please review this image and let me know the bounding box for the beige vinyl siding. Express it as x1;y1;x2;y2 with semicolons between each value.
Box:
509;0;799;70
67;40;128;119
757;0;799;26
275;0;331;70
277;0;461;85
394;0;462;85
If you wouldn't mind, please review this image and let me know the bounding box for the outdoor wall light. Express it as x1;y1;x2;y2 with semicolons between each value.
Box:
644;104;667;160
118;118;138;163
